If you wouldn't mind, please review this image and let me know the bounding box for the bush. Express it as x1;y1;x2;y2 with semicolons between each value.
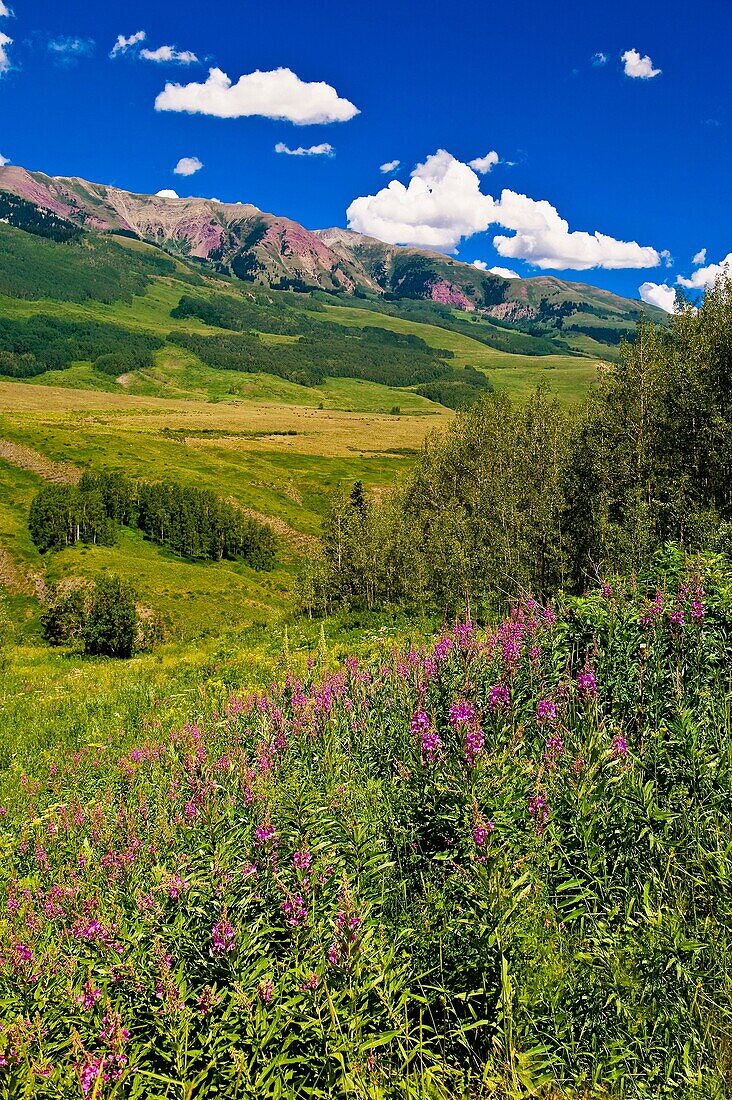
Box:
82;574;139;658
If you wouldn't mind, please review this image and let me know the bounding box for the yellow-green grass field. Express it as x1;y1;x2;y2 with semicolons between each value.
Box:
0;379;450;638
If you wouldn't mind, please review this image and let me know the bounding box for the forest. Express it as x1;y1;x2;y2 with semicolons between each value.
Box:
28;470;277;568
301;281;732;617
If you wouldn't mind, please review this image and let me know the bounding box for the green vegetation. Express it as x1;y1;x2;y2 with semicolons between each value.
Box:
0;202;727;1099
309;284;732;618
29;470;277;571
0;552;731;1097
0;222;179;304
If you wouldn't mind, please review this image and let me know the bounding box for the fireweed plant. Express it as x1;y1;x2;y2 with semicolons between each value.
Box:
0;554;730;1098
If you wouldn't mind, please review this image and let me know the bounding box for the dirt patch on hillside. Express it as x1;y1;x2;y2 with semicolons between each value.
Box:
0;439;81;485
0;546;46;599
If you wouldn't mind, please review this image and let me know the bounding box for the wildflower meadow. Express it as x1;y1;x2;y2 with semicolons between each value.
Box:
0;549;730;1098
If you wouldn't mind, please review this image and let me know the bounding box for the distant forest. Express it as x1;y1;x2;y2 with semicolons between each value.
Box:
29;470;277;569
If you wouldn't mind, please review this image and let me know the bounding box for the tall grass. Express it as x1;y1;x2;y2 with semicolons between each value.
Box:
0;551;730;1098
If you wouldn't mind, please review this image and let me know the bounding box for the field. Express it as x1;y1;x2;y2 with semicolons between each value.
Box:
1;555;730;1097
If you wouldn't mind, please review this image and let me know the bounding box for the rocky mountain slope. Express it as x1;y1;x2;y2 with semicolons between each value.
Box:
0;165;666;349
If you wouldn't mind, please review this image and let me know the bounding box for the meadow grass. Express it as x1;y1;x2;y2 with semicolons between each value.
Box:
0;556;729;1098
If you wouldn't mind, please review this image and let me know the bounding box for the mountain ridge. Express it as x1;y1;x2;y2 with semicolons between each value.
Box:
0;165;666;333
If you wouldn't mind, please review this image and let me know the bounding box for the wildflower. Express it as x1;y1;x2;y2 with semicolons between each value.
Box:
611;734;629;759
300;972;319;991
577;666;598;701
258;980;274;1003
196;985;222;1015
544;733;564;764
76;977;102;1011
640;589;663;629
254;823;278;846
488;683;510;711
472;822;494;848
528;792;549;835
327;942;340;965
165;873;189;900
211;920;235;955
282;894;307;927
411;709;442;763
536;698;557;724
292;850;312;872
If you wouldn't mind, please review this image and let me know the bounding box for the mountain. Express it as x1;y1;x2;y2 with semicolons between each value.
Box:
0;165;666;356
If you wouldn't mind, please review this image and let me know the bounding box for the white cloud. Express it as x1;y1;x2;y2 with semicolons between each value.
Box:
140;45;198;64
347;150;496;251
490;265;521;279
692;248;707;265
174;156;203;176
156;189;180;199
0;30;11;73
469;151;499;174
110;30;146;58
639;281;677;313
155;67;359;124
0;153;9;166
592;51;608;66
275;142;334;157
492;190;661;269
622;49;661;79
0;3;11;16
677;252;732;290
347;149;662;269
380;159;400;174
48;36;95;58
472;260;520;278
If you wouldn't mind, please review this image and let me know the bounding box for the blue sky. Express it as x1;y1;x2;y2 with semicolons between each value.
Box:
0;0;729;305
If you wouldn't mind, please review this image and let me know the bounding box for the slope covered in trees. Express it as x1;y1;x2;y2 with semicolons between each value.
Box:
303;280;732;617
29;470;277;569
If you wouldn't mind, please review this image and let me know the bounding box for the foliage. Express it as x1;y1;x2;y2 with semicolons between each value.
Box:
30;471;278;570
82;573;139;658
0;557;730;1096
29;484;117;552
0;193;82;243
0;223;176;304
567;280;732;580
310;280;732;617
0;314;163;378
41;574;158;658
304;388;572;617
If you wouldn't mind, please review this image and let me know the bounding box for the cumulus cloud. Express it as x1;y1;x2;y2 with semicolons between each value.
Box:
347;149;662;268
0;153;9;165
490;265;521;279
492;190;661;269
140;44;198;64
174;156;203;176
348;150;496;251
639;282;677;313
677;252;732;290
155;67;359;124
0;3;11;16
156;189;180;199
380;160;400;174
692;248;707;265
275;142;334;157
0;30;11;73
469;151;499;174
110;30;146;58
622;48;661;79
592;51;608;66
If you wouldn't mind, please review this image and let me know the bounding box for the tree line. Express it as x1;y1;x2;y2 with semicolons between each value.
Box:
300;280;732;618
29;470;277;569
